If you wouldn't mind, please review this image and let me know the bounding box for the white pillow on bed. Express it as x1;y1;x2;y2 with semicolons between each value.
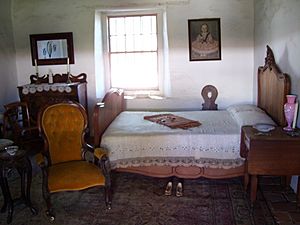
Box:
227;104;276;127
227;104;265;114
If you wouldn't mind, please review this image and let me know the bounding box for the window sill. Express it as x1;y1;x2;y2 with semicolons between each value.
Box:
124;95;165;100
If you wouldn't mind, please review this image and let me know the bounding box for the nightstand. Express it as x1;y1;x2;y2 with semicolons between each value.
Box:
240;126;300;205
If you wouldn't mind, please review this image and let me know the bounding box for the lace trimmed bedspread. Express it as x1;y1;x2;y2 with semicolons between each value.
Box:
101;111;243;169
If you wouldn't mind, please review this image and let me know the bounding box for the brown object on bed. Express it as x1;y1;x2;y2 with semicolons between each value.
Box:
93;46;290;179
144;114;201;129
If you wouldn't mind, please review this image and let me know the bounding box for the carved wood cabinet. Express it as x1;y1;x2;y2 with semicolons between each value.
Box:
17;73;88;123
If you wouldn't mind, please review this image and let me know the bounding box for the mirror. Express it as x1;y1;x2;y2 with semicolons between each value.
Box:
30;32;74;66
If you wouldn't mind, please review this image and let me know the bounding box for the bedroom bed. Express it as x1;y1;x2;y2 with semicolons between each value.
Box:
93;46;290;179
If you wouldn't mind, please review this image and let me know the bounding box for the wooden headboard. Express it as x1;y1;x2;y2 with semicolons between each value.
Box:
93;46;291;146
257;45;291;126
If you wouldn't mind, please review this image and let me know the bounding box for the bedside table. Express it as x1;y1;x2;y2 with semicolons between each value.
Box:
240;126;300;205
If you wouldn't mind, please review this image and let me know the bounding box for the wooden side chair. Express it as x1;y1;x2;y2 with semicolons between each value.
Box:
201;85;218;110
36;102;111;221
3;101;43;155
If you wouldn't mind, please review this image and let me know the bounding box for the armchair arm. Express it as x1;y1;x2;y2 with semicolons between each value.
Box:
94;147;111;190
35;153;47;167
21;126;39;136
94;147;107;160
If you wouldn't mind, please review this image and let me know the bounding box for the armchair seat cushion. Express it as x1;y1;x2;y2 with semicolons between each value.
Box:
48;160;105;193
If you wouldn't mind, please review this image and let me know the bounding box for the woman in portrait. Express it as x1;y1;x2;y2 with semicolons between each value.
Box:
191;23;219;58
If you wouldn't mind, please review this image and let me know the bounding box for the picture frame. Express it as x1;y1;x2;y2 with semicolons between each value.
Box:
188;18;221;61
30;32;74;66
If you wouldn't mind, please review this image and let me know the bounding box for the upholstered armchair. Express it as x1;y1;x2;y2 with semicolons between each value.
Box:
36;102;111;221
3;101;43;155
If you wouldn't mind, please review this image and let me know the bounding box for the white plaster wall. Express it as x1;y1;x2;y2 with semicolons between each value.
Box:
0;0;18;112
178;0;253;107
12;0;254;113
254;0;300;192
254;0;300;123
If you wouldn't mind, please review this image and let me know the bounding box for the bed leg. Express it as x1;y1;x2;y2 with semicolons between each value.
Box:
244;173;249;191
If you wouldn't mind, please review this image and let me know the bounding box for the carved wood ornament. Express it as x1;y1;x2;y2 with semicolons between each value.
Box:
30;73;87;84
201;85;218;110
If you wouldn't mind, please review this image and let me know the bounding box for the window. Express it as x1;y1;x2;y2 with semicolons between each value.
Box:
109;15;158;91
100;9;167;97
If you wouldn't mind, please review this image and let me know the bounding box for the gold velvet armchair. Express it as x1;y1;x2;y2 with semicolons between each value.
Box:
36;102;111;221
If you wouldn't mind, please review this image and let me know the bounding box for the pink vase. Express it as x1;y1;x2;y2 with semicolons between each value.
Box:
283;95;297;131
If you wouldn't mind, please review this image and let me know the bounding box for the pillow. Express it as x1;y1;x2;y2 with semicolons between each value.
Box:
227;104;276;127
227;104;265;114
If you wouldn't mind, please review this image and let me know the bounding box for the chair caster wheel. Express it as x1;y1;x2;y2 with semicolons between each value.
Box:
30;206;38;215
46;210;55;222
49;216;55;222
106;203;112;210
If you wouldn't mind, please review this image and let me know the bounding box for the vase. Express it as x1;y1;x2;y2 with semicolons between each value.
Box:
283;95;297;131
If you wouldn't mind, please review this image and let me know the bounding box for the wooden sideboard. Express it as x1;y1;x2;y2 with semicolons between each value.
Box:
18;73;88;123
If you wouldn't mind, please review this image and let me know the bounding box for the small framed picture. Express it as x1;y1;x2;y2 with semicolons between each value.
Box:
30;32;74;66
188;18;221;61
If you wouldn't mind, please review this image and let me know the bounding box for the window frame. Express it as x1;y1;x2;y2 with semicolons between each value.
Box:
101;9;165;97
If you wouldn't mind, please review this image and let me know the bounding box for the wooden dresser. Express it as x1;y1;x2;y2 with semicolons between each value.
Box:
17;73;87;123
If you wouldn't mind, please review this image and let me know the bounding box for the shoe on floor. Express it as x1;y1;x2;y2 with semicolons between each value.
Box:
164;181;172;196
176;182;183;197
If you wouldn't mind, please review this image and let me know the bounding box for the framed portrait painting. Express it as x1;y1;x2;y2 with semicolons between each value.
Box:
188;18;221;61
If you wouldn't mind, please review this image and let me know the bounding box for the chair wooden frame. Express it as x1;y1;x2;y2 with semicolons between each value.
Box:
36;102;111;221
3;101;32;139
3;101;42;155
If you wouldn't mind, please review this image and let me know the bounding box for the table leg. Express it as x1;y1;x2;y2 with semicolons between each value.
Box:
244;173;249;191
280;175;292;189
0;167;7;213
0;169;8;213
25;158;37;214
244;161;249;191
20;168;26;201
1;167;14;223
285;176;292;189
3;176;13;224
297;176;300;207
250;175;258;206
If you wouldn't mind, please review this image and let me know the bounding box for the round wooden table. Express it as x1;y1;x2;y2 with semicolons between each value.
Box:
0;147;37;224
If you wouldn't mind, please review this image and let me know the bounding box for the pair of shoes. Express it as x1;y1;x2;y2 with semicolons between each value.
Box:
176;182;183;197
164;181;172;196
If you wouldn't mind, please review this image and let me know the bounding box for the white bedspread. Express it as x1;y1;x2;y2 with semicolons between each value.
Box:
101;110;244;169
